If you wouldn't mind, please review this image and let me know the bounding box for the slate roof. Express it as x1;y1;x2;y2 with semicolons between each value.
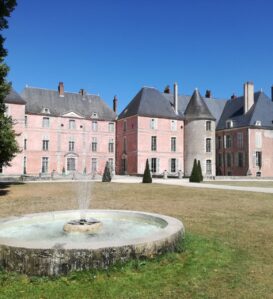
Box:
217;92;273;130
21;87;116;121
118;86;226;124
184;89;215;120
4;88;26;105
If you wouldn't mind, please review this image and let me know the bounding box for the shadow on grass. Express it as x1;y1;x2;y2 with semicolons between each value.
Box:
0;182;24;196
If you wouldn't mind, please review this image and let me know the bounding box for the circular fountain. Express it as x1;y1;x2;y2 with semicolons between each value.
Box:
0;209;184;276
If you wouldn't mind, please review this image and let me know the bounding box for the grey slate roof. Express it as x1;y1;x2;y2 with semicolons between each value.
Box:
21;87;116;121
217;92;273;130
184;89;215;121
4;88;26;105
119;86;226;124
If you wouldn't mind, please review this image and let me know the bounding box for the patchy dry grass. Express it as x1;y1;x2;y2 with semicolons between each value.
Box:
0;181;273;298
204;180;273;188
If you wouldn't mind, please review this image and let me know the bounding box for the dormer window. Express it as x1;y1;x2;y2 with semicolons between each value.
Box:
69;119;76;129
255;120;261;126
42;108;50;114
226;120;233;129
150;118;157;130
91;112;98;118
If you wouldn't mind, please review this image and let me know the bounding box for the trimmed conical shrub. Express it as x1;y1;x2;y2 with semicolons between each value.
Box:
143;159;152;183
197;160;203;182
102;161;112;182
189;159;200;182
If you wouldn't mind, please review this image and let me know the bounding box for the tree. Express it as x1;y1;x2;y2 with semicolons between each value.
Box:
0;0;19;168
189;159;200;183
102;161;112;182
142;159;152;183
197;160;203;182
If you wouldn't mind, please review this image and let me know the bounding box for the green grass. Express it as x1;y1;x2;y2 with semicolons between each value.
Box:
204;181;273;188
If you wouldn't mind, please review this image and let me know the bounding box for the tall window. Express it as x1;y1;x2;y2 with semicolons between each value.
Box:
226;135;232;148
108;158;114;171
171;137;176;152
0;164;2;173
108;138;114;153
237;132;243;149
42;139;49;151
42;157;49;173
69;141;75;152
122;158;127;173
206;138;211;153
255;132;262;148
67;158;76;171
171;158;176;173
151;136;157;151
217;136;221;149
206;121;211;131
108;122;114;132
123;120;127;132
227;153;232;167
23;156;27;174
150;118;157;129
24;139;27;150
69;119;76;129
42;117;50;128
24;116;28;128
92;121;98;131
151;158;157;173
123;137;127;153
171;120;177;131
238;152;244;167
92;137;97;152
218;153;222;167
91;158;97;172
206;160;212;174
255;151;262;168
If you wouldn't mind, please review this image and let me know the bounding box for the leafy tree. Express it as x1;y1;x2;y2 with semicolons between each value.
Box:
197;160;203;182
189;159;200;183
102;161;112;182
0;0;19;168
142;159;152;183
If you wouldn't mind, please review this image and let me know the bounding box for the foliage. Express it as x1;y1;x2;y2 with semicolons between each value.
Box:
189;159;200;182
0;0;19;167
102;161;111;182
142;159;152;183
197;160;203;182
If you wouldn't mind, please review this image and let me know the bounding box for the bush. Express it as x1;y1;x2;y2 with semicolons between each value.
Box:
102;161;112;182
189;159;200;183
142;159;152;183
197;160;203;182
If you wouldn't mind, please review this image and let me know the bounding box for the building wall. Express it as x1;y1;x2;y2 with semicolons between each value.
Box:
184;119;216;177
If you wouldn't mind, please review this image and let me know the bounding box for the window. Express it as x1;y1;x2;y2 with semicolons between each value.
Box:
171;137;176;152
171;158;176;173
206;121;211;131
123;137;127;153
69;119;76;129
92;121;98;131
226;135;232;148
69;141;75;152
255;120;261;126
151;158;157;173
67;158;76;171
238;152;244;167
122;158;127;173
255;132;262;148
151;136;157;151
227;153;232;167
255;151;262;168
218;153;222;167
24;116;28;127
217;136;221;149
171;120;177;131
108;158;114;171
42;157;49;173
0;164;2;173
92;137;97;152
206;138;211;153
108;122;114;132
150;118;157;129
42;117;50;128
43;108;50;114
226;120;233;128
91;112;98;118
123;120;127;132
206;160;212;174
42;139;49;151
23;156;27;174
91;158;97;172
237;132;243;149
108;138;114;153
24;139;27;150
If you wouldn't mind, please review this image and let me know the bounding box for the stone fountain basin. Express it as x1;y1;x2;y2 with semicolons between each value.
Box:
0;210;184;276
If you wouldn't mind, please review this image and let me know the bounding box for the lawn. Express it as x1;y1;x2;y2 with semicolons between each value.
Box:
204;180;273;188
0;181;273;298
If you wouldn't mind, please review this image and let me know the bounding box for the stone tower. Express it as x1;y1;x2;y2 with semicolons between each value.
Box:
184;89;216;177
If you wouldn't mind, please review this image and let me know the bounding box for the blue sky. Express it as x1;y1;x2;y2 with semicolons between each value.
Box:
4;0;273;112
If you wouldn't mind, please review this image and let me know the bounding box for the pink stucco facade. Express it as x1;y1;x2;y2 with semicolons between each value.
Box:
116;116;184;176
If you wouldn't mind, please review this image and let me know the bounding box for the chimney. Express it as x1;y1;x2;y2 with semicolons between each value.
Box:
113;95;118;113
173;82;178;114
79;89;85;96
58;82;64;97
231;93;237;100
205;90;212;98
271;85;273;102
164;85;171;94
244;81;254;113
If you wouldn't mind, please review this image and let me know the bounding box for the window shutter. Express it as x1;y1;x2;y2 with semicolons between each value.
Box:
156;158;160;174
148;158;151;169
175;159;178;173
168;158;171;172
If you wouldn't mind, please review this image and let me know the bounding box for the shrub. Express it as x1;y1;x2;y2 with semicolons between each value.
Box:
142;159;152;183
102;161;112;182
189;159;200;183
197;160;203;182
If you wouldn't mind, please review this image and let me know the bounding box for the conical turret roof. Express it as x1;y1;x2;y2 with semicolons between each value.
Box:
184;89;215;120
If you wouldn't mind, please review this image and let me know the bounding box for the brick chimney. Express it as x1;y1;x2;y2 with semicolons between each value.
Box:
113;95;118;113
173;82;178;114
244;82;254;113
164;85;171;94
79;89;85;96
58;82;64;97
205;90;212;98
